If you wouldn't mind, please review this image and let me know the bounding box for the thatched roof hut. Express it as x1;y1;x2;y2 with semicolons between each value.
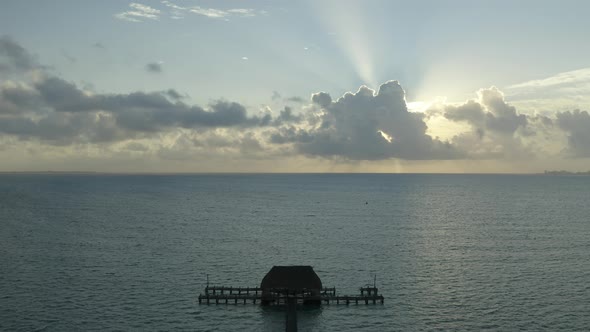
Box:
261;266;322;291
260;266;323;305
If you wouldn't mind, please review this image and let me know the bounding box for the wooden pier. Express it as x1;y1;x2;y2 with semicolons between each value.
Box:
198;286;384;305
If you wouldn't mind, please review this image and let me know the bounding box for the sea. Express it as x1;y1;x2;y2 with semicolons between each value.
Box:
1;174;589;331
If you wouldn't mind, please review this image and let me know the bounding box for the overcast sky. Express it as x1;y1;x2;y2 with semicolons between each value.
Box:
1;0;590;173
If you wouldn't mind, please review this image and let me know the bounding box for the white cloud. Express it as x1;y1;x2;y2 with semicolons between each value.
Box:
507;68;590;91
504;67;590;112
227;9;256;17
166;2;263;20
161;0;185;11
115;3;161;22
189;7;228;19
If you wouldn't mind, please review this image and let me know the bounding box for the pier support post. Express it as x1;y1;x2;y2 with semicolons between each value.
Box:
286;297;298;332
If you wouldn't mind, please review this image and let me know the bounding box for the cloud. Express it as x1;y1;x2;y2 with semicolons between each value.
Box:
0;81;42;114
286;96;306;104
115;3;161;22
93;42;106;50
164;89;185;100
161;0;187;19
445;87;527;135
271;91;305;104
0;35;38;73
2;35;590;171
436;87;550;159
192;7;258;19
270;81;460;160
556;110;590;157
504;68;590;112
61;50;77;63
0;73;272;145
145;62;163;73
161;0;185;11
507;68;590;92
161;1;264;20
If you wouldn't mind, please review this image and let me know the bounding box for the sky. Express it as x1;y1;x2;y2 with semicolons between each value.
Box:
1;0;590;173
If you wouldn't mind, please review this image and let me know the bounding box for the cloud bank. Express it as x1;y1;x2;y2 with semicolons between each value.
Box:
1;36;590;172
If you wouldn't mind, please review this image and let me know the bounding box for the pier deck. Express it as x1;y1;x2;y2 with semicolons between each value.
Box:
198;286;384;305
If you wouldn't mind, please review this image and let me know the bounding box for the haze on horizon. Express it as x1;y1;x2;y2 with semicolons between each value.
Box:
1;0;590;173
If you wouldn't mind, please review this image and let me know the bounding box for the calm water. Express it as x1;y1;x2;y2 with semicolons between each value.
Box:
1;174;589;331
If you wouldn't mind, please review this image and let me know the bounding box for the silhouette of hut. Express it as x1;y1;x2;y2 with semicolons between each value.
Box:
260;266;322;305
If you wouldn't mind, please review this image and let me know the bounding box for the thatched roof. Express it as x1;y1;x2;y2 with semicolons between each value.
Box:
261;266;322;291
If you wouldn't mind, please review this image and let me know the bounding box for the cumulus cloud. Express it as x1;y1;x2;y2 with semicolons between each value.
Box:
270;81;460;160
2;35;590;171
436;87;536;159
445;87;527;135
556;110;590;157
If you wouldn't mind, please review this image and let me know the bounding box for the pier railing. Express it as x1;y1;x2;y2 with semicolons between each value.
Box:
198;286;383;305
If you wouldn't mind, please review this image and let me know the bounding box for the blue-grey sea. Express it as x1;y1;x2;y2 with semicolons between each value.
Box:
1;174;589;331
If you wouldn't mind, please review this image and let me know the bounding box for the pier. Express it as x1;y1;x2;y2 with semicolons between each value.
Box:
198;266;384;331
198;285;384;305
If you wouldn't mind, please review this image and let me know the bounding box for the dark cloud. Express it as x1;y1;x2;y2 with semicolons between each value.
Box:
286;96;305;103
145;62;162;73
480;87;528;134
0;111;124;145
0;35;38;73
0;83;42;114
270;91;305;104
0;74;272;144
272;106;302;125
271;81;460;160
311;92;332;108
164;89;185;100
556;110;590;157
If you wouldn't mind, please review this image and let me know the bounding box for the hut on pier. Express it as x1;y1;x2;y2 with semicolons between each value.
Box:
260;266;322;305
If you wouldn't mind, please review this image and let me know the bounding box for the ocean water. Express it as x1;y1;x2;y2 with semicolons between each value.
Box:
1;174;589;331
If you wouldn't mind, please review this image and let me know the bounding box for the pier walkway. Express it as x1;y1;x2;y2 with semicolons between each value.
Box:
198;286;384;305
